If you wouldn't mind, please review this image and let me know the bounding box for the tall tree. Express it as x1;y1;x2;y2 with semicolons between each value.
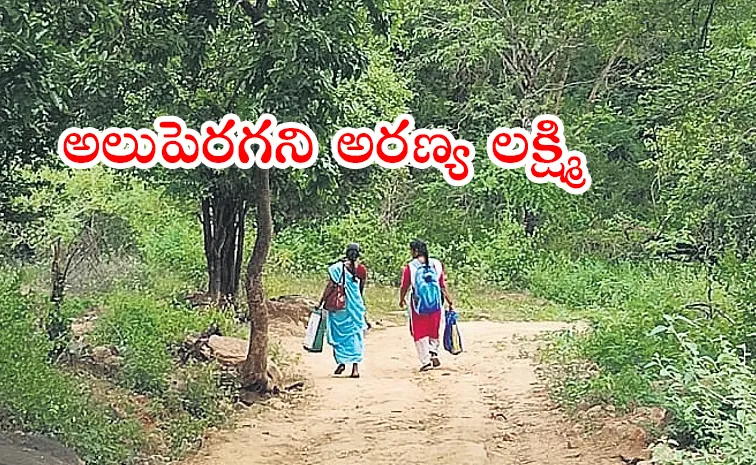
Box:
4;0;390;390
41;0;387;304
0;1;76;246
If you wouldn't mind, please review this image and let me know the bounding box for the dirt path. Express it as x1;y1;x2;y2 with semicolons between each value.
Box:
185;321;628;465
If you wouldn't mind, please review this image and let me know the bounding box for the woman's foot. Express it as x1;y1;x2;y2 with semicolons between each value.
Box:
334;364;346;375
349;363;360;378
419;363;433;372
430;351;441;367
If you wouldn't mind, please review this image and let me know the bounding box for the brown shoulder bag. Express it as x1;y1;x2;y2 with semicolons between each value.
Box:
323;263;347;311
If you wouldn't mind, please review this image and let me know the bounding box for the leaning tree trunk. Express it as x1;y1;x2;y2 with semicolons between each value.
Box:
201;195;248;303
241;167;273;392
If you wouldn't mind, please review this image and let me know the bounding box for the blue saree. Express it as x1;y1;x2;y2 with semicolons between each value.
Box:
325;262;366;364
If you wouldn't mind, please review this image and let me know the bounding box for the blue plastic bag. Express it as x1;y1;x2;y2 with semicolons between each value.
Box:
443;309;463;355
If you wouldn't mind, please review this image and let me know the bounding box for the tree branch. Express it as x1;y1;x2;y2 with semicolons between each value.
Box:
553;53;573;113
589;39;627;103
698;0;716;49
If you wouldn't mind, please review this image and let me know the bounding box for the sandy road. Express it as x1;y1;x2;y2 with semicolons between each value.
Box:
185;321;625;465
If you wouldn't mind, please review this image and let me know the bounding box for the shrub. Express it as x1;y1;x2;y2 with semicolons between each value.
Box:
270;213;538;288
92;291;236;396
0;270;143;464
462;220;536;288
270;212;410;283
537;256;755;463
535;258;724;410
650;322;756;464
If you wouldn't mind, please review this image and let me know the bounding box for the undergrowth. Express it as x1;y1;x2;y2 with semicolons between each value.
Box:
0;270;144;464
537;256;756;465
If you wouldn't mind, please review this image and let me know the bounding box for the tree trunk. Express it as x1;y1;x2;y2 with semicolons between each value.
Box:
241;167;274;392
231;203;247;295
51;238;65;310
588;39;627;103
49;238;67;341
49;236;82;342
201;195;247;303
523;208;537;237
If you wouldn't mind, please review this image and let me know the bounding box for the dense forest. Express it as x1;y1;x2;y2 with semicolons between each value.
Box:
1;0;755;464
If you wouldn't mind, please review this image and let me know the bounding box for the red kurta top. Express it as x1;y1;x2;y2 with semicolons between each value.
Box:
401;261;446;341
355;263;367;284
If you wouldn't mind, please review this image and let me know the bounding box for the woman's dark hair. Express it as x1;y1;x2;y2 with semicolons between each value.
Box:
345;243;360;261
410;239;430;269
344;243;360;281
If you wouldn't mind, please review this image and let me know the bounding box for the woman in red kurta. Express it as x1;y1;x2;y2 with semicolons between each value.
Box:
399;240;454;371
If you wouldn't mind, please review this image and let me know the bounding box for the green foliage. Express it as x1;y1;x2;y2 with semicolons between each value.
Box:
538;253;756;465
92;291;236;396
271;210;408;283
650;323;756;464
719;256;756;346
3;0;756;464
535;259;701;406
157;362;235;459
461;221;536;288
637;43;756;261
270;204;540;288
0;269;143;464
0;0;75;227
22;167;207;291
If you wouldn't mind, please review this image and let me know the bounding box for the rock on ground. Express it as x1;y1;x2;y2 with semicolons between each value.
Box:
183;334;284;386
0;432;83;465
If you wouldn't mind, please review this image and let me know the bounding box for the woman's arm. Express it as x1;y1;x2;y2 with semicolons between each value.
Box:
399;265;410;308
439;263;454;308
441;287;454;308
358;265;367;296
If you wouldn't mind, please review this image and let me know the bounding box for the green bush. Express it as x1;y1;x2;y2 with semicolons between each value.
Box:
717;254;756;346
270;212;538;288
174;362;233;424
536;256;755;463
92;292;236;396
0;270;143;464
151;362;235;459
534;257;727;409
121;185;207;288
462;220;536;288
270;211;410;283
650;322;756;464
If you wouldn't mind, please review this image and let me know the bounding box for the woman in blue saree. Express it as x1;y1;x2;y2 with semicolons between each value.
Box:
318;243;367;378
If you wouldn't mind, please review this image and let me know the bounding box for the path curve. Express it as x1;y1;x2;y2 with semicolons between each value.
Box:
185;321;623;465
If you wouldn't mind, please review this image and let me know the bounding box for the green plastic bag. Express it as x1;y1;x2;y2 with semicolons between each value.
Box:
303;307;326;353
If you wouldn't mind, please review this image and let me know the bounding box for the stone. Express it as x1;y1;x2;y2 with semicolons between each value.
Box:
586;405;604;418
91;345;117;361
636;407;668;427
193;335;285;387
205;335;248;365
89;346;123;374
0;432;83;465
